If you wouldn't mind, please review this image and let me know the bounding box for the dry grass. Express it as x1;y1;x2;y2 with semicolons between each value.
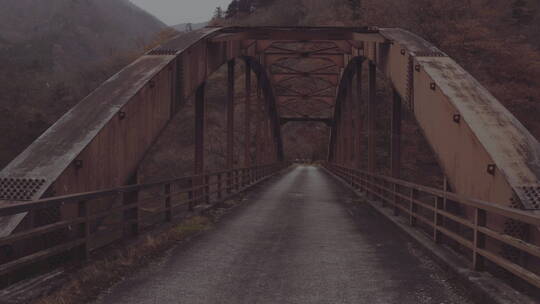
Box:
33;216;211;304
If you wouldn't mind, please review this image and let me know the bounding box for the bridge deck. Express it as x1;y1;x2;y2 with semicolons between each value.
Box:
95;166;473;304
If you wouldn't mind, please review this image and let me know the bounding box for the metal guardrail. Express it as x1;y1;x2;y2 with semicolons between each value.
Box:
0;163;288;281
324;163;540;289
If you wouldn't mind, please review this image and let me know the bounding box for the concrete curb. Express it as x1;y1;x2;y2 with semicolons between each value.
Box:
325;168;536;304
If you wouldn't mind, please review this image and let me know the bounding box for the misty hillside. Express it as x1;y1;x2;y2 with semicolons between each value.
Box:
0;0;168;168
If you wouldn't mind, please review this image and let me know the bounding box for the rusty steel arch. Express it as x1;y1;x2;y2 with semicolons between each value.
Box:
0;27;539;286
0;28;289;237
0;26;538;232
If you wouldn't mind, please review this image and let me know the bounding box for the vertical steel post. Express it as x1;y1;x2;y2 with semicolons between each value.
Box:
123;173;139;236
227;60;235;170
217;173;222;200
77;200;89;261
194;84;205;207
391;89;402;214
257;70;263;165
473;208;487;270
227;60;235;193
433;196;444;242
255;113;262;166
347;75;354;167
244;60;252;168
367;61;376;174
391;89;402;178
264;118;270;164
356;60;363;169
165;183;172;222
194;84;205;175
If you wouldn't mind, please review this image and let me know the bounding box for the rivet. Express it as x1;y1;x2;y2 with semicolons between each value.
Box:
453;114;461;123
149;80;156;88
400;49;406;55
487;164;496;175
74;160;83;169
118;111;126;120
415;64;421;72
430;83;436;90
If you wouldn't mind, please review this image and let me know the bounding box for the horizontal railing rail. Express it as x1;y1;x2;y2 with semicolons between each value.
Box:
0;162;289;283
323;162;540;289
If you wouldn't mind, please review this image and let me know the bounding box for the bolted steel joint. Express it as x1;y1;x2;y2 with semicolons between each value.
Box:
74;159;83;169
487;164;496;175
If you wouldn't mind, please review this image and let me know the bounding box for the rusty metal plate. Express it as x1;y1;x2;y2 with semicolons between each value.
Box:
0;178;46;201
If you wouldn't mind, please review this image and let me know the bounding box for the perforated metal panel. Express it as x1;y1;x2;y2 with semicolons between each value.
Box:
0;178;46;201
148;49;178;56
520;186;540;210
414;51;446;57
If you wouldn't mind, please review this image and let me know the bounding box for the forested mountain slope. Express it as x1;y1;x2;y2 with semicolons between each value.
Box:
0;0;168;168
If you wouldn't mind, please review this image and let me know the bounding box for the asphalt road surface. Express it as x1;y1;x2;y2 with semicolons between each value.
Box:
95;165;474;304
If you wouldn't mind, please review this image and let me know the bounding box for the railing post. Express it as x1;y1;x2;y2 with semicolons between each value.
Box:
235;169;240;191
473;208;487;270
244;59;252;170
227;60;235;171
188;178;194;211
123;189;139;236
367;61;376;175
77;200;89;261
433;196;444;243
205;175;210;205
355;59;364;170
409;188;417;227
378;177;386;207
393;183;399;216
165;183;172;222
217;173;222;200
227;171;232;194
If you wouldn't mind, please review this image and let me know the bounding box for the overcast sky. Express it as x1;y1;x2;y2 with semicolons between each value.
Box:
130;0;231;25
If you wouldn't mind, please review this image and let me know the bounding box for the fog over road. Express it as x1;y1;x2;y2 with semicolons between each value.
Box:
95;166;473;304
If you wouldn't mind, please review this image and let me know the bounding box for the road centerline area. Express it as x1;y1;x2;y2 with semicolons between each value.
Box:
95;166;473;304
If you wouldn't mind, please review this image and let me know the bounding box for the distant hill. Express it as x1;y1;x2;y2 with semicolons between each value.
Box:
173;22;208;32
0;0;168;168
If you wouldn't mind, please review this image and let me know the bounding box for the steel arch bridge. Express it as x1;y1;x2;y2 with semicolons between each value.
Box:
0;26;539;290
